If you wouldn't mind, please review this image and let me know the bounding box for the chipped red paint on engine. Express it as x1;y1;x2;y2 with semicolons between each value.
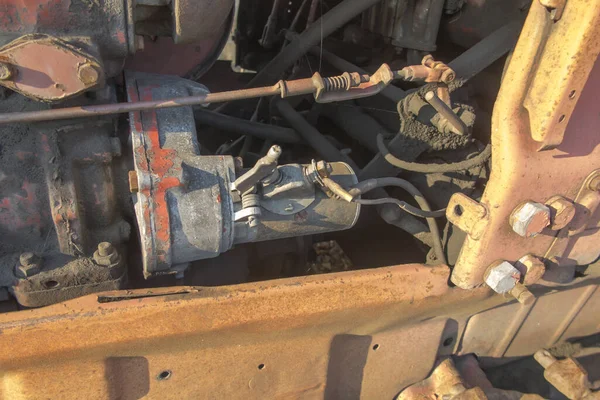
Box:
129;81;182;269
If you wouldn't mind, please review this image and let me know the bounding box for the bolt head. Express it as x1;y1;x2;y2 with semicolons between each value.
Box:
97;242;114;257
19;252;37;266
268;145;282;159
510;202;551;237
0;63;12;80
485;261;521;294
515;254;546;285
315;160;332;177
94;242;119;266
16;252;42;278
77;63;99;85
441;69;456;83
421;54;434;65
545;196;575;230
589;175;600;191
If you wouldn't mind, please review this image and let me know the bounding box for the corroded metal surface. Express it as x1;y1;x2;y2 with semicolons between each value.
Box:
0;264;457;399
0;264;598;398
0;34;104;101
450;0;600;289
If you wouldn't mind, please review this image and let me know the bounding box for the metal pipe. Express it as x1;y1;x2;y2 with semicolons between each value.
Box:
274;99;359;170
424;91;467;135
193;108;301;143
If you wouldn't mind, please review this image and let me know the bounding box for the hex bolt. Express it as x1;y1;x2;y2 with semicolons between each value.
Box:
508;282;536;306
440;69;456;83
16;252;43;278
484;261;521;294
248;216;260;228
97;242;114;257
545;196;576;230
315;160;332;178
20;252;37;267
93;242;120;266
0;63;12;80
267;145;282;161
77;63;99;85
588;175;600;191
509;201;551;237
515;254;546;285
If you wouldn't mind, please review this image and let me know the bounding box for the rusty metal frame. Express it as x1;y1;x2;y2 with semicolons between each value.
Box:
1;0;600;398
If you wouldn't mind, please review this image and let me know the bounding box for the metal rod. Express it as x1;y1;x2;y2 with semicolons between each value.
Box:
424;91;467;135
0;84;284;125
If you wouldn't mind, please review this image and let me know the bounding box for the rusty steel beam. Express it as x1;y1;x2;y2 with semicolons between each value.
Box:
0;264;599;398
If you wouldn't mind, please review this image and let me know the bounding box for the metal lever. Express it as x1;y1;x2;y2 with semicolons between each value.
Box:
233;145;282;194
424;91;468;136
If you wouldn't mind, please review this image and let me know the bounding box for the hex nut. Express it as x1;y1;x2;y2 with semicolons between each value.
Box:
546;196;576;230
93;242;120;266
315;160;332;177
510;202;551;237
485;261;521;294
0;63;12;80
515;254;546;285
77;62;99;85
440;68;456;83
588;175;600;191
509;282;536;306
15;252;42;278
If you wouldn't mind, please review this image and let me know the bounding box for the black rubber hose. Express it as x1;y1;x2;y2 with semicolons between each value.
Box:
218;0;384;114
350;177;447;265
377;134;491;173
249;0;384;86
193;108;301;144
449;20;523;85
274;99;359;169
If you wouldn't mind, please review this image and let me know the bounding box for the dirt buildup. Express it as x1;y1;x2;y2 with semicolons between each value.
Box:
397;84;475;152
